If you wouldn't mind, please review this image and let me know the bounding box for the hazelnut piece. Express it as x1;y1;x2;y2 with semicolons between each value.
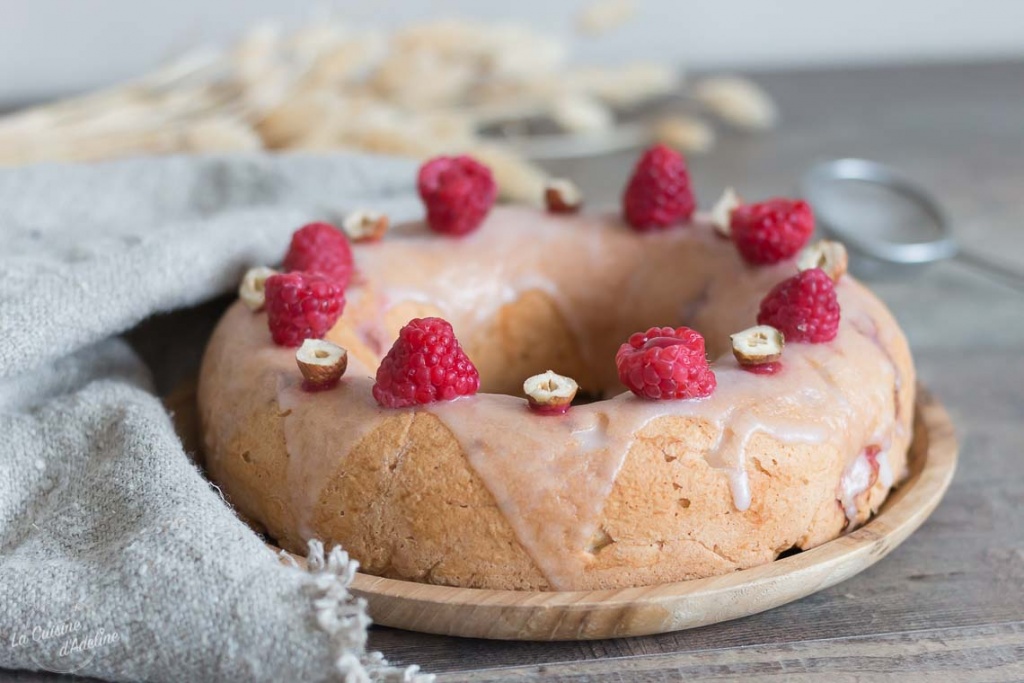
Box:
239;266;278;312
798;240;848;282
710;187;741;238
296;339;348;391
544;178;583;214
730;325;785;367
342;209;389;242
523;370;579;415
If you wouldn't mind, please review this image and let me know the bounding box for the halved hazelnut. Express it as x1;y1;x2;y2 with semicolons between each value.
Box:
342;209;389;242
544;178;583;214
798;240;848;282
523;370;579;415
710;187;741;238
239;266;278;312
296;339;348;391
730;325;785;366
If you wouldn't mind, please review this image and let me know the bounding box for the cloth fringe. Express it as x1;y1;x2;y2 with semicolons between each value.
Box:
303;540;434;683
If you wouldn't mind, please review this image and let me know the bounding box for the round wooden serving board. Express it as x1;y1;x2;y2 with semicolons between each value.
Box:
312;388;955;640
354;387;957;640
168;383;957;641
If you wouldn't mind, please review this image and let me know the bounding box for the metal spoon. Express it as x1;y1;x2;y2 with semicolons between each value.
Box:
800;158;1024;292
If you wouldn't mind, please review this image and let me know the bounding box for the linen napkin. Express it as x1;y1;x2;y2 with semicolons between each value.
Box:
0;154;431;682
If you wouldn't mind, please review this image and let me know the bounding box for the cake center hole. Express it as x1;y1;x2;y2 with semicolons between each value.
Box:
423;278;732;398
314;350;329;359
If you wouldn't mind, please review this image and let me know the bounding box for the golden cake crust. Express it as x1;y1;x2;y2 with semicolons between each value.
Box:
198;207;915;591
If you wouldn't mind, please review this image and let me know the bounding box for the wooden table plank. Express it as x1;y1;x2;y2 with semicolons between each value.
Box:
438;622;1024;682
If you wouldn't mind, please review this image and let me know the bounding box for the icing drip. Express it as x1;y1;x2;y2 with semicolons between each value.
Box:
840;451;876;523
278;355;384;539
850;304;909;445
839;440;895;526
423;358;838;588
877;449;895;489
425;397;627;590
704;410;827;512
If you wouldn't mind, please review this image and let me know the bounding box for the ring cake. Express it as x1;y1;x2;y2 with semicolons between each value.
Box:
198;148;915;591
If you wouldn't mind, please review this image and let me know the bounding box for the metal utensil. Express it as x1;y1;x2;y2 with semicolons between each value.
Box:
800;158;1024;291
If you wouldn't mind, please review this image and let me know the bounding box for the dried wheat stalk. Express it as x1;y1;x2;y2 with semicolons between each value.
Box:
0;12;776;203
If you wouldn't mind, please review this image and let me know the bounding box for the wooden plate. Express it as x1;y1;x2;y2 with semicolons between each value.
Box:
170;384;957;641
348;386;957;640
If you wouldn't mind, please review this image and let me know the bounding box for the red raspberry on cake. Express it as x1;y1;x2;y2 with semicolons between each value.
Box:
373;317;480;408
731;198;814;265
418;155;497;236
757;268;840;343
264;272;346;347
616;326;716;400
283;222;354;287
622;144;696;231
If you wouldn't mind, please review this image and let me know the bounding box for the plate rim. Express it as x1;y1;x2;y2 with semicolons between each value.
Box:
338;384;957;639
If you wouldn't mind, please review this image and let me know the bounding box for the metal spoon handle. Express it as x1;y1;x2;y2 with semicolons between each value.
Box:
954;248;1024;292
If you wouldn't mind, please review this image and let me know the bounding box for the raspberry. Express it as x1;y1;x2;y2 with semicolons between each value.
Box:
757;268;841;343
264;272;346;347
615;326;716;400
622;144;696;231
731;198;814;265
373;317;480;408
418;156;497;236
283;222;354;287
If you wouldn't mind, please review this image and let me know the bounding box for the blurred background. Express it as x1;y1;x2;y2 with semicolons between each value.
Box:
4;0;1024;104
4;0;1024;212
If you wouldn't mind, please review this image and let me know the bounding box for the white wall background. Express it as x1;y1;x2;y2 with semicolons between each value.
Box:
3;0;1024;104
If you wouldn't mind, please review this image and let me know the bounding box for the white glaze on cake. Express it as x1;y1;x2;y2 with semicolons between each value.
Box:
199;206;915;590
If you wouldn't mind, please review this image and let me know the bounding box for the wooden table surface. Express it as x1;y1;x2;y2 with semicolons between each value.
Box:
4;60;1023;683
